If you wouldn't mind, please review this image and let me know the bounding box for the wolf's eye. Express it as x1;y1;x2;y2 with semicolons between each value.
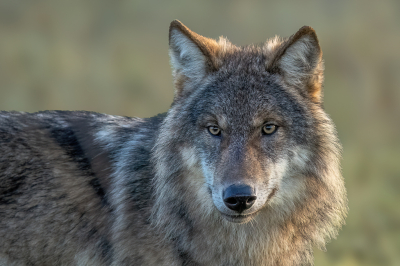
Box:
262;124;277;135
208;126;221;136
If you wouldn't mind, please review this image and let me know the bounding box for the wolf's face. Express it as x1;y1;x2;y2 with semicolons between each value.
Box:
180;69;315;223
162;21;327;223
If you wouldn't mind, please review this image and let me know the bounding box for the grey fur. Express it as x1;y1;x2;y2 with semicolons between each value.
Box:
0;21;347;266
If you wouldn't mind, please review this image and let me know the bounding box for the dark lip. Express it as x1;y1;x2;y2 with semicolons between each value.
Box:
220;211;259;224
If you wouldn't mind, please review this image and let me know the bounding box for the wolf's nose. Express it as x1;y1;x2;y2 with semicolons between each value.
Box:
223;185;257;213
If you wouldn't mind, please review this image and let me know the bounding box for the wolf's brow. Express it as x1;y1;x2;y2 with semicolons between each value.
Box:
201;114;228;129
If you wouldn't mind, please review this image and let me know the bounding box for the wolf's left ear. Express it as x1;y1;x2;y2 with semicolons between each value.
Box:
266;26;324;103
169;20;221;96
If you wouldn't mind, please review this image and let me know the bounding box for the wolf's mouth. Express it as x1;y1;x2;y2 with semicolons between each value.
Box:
220;212;259;224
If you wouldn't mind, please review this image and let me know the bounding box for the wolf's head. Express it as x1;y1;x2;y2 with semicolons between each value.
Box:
153;20;346;240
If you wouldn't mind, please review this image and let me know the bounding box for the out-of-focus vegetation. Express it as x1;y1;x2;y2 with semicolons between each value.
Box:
0;1;399;265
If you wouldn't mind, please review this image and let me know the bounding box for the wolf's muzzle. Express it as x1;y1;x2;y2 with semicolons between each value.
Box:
223;185;256;213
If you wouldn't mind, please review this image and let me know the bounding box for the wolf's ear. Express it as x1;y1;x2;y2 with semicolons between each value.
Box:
169;20;221;96
266;26;324;103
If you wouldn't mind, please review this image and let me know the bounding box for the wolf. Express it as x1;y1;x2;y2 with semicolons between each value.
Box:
0;20;347;266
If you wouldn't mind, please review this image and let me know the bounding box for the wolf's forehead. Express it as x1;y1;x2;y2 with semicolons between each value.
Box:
214;75;292;109
193;70;309;128
220;48;268;73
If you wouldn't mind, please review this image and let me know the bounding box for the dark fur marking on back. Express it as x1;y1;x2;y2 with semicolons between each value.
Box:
0;131;13;143
47;126;109;206
127;178;152;212
99;236;114;263
87;229;114;262
89;177;106;204
0;146;29;204
0;176;25;204
178;250;199;266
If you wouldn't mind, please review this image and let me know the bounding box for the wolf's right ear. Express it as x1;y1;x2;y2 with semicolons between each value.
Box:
169;20;221;96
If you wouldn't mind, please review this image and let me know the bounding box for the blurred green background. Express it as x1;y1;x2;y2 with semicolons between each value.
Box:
0;0;399;265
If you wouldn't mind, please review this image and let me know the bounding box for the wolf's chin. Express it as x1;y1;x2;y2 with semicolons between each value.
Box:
220;212;259;224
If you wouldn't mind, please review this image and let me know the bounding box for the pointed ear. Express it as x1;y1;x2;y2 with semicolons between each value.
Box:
169;20;221;96
266;26;324;103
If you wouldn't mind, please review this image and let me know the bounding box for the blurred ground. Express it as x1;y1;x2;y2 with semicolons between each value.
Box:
0;0;399;265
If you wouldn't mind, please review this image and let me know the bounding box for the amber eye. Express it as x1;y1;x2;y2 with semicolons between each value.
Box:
262;124;277;135
208;126;221;136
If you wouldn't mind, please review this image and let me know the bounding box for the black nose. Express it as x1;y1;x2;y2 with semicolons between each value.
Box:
223;185;257;213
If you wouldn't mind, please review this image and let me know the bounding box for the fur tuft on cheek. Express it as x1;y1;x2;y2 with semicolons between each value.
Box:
266;153;308;216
